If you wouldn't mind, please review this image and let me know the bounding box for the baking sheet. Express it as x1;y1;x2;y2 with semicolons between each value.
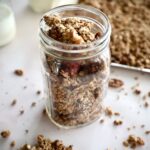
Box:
111;63;150;73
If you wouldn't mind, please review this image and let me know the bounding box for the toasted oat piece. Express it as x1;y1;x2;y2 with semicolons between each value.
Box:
109;78;124;88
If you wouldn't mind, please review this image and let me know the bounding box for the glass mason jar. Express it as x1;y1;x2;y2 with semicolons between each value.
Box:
39;5;111;129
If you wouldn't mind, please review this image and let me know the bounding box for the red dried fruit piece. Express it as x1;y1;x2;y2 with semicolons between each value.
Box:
60;62;80;77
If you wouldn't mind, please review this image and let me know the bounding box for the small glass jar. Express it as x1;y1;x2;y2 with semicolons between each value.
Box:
39;5;111;129
0;0;16;46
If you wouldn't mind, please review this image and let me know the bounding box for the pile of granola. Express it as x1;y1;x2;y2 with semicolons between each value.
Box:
79;0;150;69
42;15;109;127
19;135;73;150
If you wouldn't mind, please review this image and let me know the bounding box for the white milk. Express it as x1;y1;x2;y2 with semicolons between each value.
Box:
29;0;78;13
0;4;16;46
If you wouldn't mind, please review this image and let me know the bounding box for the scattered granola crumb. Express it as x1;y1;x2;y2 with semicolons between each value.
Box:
14;69;23;76
124;92;128;96
134;77;139;80
100;119;104;124
133;125;136;129
19;135;73;150
43;108;47;115
114;112;120;116
148;91;150;97
1;130;11;138
144;102;149;108
145;131;150;135
123;141;129;147
141;125;145;128
20;110;24;115
105;107;113;117
31;102;36;107
123;135;145;149
23;86;27;89
25;129;29;134
127;127;131;131
116;95;120;100
36;90;41;95
142;95;147;100
11;99;17;106
113;120;123;126
134;89;141;95
10;141;16;147
109;78;124;88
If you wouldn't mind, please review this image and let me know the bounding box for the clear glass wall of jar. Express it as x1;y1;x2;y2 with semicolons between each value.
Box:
39;5;111;129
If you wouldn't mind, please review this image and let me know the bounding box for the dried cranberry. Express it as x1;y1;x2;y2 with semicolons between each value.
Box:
60;62;80;77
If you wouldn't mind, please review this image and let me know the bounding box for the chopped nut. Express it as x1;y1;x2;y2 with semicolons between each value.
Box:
14;69;23;76
1;130;11;138
109;78;124;88
113;120;123;126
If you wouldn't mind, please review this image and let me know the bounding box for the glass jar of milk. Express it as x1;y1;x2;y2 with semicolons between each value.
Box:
29;0;78;13
0;0;16;46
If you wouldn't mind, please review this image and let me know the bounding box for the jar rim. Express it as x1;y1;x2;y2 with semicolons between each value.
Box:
39;4;111;53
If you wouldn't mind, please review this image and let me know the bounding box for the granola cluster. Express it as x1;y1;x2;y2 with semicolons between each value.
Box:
123;135;145;149
79;0;150;69
44;15;101;44
19;135;73;150
42;15;109;127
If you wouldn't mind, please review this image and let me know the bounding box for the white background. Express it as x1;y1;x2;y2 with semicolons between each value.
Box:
0;0;150;150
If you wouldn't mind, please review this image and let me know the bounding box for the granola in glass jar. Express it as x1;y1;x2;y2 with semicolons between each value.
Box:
39;5;111;128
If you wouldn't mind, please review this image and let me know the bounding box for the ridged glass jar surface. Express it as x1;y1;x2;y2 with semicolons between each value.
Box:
39;5;111;129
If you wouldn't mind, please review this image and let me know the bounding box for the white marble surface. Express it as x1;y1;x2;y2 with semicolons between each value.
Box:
0;1;150;150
